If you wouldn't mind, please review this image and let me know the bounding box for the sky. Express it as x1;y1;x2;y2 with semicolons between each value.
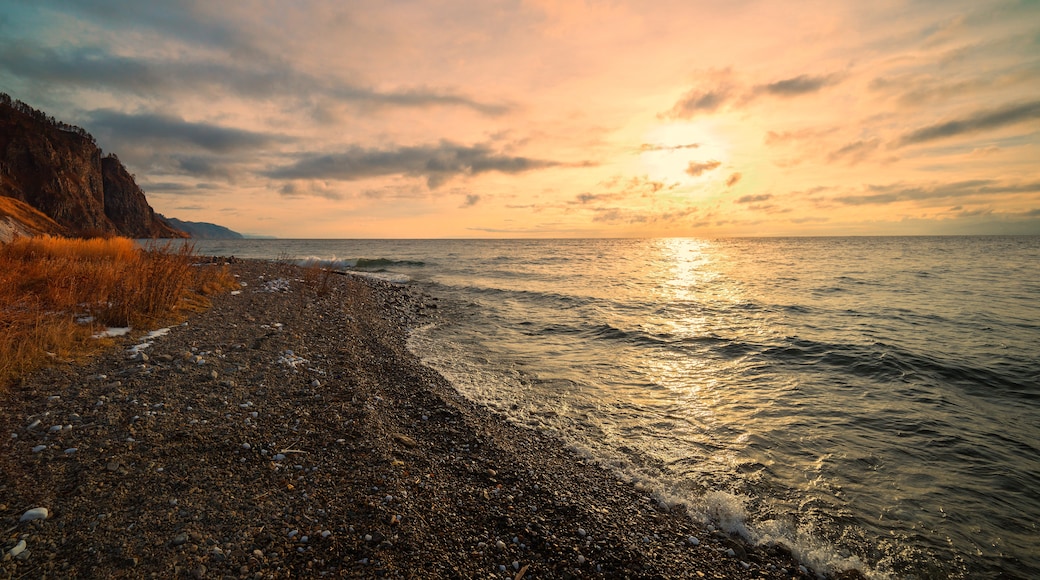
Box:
1;0;1038;238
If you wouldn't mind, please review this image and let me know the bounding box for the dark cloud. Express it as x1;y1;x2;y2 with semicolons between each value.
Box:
667;71;837;118
685;160;721;177
666;88;732;118
86;110;280;152
264;142;559;188
898;100;1040;145
173;156;230;178
726;172;742;187
461;194;481;207
736;193;772;204
0;38;508;115
756;74;836;96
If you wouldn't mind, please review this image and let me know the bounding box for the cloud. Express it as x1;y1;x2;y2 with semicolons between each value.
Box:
264;142;560;188
827;138;881;164
736;193;772;204
726;172;742;187
833;180;1040;205
667;71;838;118
755;74;837;97
764;128;838;146
667;87;732;118
86;109;280;152
0;38;508;115
639;142;700;152
898;100;1040;145
461;194;481;207
590;206;698;225
685;160;721;177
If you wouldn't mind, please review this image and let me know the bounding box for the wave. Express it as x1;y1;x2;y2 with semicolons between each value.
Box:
353;257;426;269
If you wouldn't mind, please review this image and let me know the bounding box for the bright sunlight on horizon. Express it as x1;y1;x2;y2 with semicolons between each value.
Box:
2;0;1037;238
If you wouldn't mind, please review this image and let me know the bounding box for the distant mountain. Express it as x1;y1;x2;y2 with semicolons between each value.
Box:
0;93;185;239
158;215;244;239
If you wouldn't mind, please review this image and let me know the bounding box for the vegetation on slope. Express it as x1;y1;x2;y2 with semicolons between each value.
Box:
0;236;237;388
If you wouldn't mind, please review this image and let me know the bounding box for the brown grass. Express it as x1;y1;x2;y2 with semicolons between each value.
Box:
0;236;238;389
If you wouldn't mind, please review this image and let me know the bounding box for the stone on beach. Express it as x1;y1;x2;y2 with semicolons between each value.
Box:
20;507;48;522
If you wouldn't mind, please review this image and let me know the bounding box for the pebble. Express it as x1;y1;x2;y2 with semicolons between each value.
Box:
496;540;506;550
577;555;586;564
20;507;48;521
32;445;47;453
48;424;62;432
272;454;286;461
321;530;332;538
578;527;587;537
688;536;700;546
64;448;78;454
27;419;41;430
242;443;251;450
7;539;26;559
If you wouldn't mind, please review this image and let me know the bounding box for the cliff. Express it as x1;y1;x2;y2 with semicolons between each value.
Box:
0;94;186;239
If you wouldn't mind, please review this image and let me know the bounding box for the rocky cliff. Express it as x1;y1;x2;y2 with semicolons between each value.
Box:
0;94;185;239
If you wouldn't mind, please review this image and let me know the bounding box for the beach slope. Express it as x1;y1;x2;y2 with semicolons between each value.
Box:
1;261;821;578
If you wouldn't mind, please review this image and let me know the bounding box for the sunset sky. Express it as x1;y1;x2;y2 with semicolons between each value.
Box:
1;0;1038;238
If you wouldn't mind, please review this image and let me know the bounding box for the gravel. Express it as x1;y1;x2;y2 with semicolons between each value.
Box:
0;260;847;579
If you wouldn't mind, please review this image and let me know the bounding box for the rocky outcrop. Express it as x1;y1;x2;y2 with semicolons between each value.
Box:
101;156;183;238
0;94;186;238
0;196;69;243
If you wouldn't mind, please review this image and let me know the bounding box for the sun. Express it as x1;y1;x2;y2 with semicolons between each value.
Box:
638;121;731;186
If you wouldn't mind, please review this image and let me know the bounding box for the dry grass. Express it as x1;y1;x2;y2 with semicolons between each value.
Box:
0;236;238;389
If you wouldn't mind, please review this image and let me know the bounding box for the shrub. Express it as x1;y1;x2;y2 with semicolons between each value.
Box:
0;236;237;389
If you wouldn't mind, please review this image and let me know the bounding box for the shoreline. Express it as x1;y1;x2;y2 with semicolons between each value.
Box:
2;260;834;578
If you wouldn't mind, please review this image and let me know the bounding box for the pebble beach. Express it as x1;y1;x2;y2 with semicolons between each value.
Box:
1;260;836;579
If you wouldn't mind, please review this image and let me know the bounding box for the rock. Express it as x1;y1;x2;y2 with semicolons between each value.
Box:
392;433;418;448
6;539;26;559
27;419;41;430
64;447;78;454
687;536;700;546
32;445;47;453
20;507;48;521
171;533;188;547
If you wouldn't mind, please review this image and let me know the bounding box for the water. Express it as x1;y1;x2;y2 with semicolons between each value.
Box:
189;237;1040;579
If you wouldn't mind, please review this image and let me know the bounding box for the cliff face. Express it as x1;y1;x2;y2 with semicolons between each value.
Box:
101;156;183;238
0;94;186;238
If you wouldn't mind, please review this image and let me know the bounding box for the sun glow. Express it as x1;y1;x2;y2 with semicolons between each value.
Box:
639;121;732;187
